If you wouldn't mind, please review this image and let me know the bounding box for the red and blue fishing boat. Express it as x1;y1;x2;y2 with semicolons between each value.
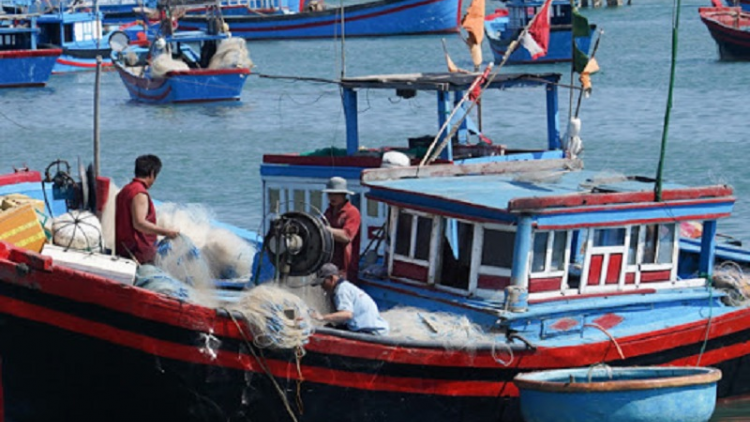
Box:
176;0;461;39
110;1;252;103
485;0;595;65
699;4;750;60
0;15;61;87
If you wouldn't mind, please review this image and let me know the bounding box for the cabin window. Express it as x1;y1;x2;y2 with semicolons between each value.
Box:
531;230;569;274
367;197;379;218
437;219;474;291
268;188;281;212
628;226;640;265
393;211;433;262
310;190;322;213
481;228;515;268
64;24;74;43
593;228;626;247
642;224;675;264
292;189;305;210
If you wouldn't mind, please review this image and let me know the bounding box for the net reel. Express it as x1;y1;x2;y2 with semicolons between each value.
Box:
263;211;333;281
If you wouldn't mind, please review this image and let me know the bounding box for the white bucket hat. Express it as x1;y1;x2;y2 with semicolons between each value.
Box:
322;177;354;195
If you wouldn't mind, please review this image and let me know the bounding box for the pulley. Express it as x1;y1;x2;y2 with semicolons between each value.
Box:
263;211;333;278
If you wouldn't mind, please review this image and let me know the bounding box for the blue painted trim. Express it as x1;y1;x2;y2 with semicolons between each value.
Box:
343;88;359;155
699;220;718;277
260;164;365;180
453;150;565;164
369;188;518;223
534;201;735;229
511;215;532;286
546;84;561;150
454;90;468;145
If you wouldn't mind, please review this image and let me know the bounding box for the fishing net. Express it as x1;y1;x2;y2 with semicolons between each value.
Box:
150;53;189;77
157;203;256;280
232;284;315;350
208;38;253;70
381;306;499;349
713;261;750;306
153;234;216;307
51;210;103;252
135;264;200;303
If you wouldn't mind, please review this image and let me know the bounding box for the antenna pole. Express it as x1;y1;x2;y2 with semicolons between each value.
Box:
340;0;346;79
93;0;101;178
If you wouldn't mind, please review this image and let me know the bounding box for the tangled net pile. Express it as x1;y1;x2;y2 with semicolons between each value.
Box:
381;306;499;349
232;284;314;350
713;261;750;306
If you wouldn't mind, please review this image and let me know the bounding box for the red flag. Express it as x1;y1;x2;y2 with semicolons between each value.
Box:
521;0;553;60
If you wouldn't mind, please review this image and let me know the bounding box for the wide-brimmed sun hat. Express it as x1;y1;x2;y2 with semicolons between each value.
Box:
322;177;354;195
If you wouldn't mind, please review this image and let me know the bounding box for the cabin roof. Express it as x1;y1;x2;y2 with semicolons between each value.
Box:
339;72;560;92
363;162;734;226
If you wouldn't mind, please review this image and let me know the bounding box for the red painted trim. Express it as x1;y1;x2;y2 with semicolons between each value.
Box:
166;68;251;76
509;186;734;211
625;272;635;284
0;170;42;186
263;154;385;168
528;277;561;293
529;288;657;304
606;253;623;284
588;254;603;286
592;313;623;330
392;259;428;282
477;274;510;290
0;48;62;59
640;270;672;283
56;58;113;68
532;197;735;217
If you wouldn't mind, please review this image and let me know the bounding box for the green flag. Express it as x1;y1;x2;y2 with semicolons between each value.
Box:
572;8;590;38
573;44;589;74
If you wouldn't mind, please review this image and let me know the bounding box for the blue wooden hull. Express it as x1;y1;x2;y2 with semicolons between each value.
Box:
114;62;250;103
487;26;594;65
0;49;61;87
178;0;461;39
516;367;721;422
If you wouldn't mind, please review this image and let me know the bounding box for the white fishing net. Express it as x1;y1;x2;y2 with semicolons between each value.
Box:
150;53;189;77
381;306;500;349
232;283;315;350
713;261;750;306
208;37;254;70
153;234;216;307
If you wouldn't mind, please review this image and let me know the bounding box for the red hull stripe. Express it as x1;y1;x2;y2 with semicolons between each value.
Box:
57;58;113;68
0;357;3;422
0;171;42;187
0;49;62;59
167;68;251;76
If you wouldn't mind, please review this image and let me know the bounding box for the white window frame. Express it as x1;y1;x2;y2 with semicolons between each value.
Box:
474;223;517;297
528;229;571;290
388;208;438;285
430;216;480;296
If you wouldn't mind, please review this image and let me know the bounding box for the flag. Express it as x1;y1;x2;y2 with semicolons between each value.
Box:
521;0;552;60
578;57;599;97
572;7;591;73
461;0;485;68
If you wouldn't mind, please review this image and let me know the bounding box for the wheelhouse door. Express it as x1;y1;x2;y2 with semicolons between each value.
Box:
581;227;627;291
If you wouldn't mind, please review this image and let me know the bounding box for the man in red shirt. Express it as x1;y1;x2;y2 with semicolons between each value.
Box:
323;177;361;282
115;155;179;264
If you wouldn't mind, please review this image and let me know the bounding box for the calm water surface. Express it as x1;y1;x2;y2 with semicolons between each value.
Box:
1;0;749;419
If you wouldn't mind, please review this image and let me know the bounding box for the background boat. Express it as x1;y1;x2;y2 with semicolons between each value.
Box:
0;15;62;87
699;5;750;60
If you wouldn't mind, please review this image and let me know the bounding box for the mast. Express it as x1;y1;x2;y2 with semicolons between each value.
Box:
93;0;101;178
655;0;681;201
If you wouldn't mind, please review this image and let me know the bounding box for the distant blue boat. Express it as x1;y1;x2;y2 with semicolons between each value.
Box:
0;16;61;87
177;0;461;39
724;0;750;11
36;9;115;73
111;4;252;103
485;0;594;65
515;366;722;422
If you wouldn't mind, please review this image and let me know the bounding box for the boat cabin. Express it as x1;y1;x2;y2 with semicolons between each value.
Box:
0;15;41;50
261;71;563;256
359;159;734;308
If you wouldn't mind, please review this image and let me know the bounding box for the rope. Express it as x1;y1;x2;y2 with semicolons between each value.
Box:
228;311;300;422
491;339;514;367
584;323;625;360
696;273;714;367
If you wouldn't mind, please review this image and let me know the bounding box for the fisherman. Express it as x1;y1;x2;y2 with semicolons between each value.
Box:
311;263;389;336
115;155;179;264
323;176;361;282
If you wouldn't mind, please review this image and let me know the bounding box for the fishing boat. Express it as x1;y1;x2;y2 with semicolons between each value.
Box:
0;146;749;421
723;0;749;11
485;0;595;65
175;0;461;39
0;14;62;87
699;4;750;60
109;0;253;103
515;366;722;422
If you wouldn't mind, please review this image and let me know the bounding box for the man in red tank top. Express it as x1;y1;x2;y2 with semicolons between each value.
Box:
115;155;179;264
323;177;361;282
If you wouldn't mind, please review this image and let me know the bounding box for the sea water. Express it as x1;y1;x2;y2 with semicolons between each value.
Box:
1;0;749;419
